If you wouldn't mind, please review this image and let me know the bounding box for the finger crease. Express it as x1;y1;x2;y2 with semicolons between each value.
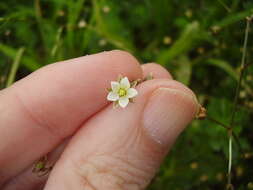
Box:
11;91;63;141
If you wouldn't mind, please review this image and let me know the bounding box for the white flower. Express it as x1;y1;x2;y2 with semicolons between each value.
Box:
107;77;138;108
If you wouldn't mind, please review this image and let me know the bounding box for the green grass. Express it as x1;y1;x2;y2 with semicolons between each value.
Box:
1;0;253;189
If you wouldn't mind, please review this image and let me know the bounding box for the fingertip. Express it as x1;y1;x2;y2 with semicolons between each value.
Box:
142;82;198;146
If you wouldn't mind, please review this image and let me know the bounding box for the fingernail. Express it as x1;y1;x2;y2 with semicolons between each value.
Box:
143;87;198;146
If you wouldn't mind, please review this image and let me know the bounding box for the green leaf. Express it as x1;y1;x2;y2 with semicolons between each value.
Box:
0;44;40;71
157;22;209;66
173;56;192;85
206;59;238;81
92;0;135;53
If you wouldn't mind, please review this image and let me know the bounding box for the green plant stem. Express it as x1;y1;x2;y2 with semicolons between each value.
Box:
228;131;233;188
51;26;63;58
6;47;25;87
34;0;47;53
230;18;250;127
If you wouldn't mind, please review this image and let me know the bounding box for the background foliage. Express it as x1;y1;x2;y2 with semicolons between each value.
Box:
1;0;253;189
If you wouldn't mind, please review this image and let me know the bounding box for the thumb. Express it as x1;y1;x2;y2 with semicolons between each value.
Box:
44;79;198;190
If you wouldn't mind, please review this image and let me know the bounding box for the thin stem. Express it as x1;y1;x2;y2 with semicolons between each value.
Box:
34;0;48;53
230;18;250;128
206;116;230;130
51;26;63;58
228;133;232;174
227;132;233;188
217;0;231;12
227;16;251;188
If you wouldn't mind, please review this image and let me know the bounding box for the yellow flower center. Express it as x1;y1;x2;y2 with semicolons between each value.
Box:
118;88;127;97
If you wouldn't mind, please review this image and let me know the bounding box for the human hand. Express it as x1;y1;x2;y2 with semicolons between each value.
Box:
0;50;198;190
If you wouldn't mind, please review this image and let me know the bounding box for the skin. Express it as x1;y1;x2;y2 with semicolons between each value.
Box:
0;50;198;190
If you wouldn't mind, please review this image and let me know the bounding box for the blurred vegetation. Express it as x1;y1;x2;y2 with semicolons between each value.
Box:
1;0;253;189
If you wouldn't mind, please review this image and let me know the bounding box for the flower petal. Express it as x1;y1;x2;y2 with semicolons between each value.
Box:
107;92;119;101
118;97;129;108
120;77;130;89
111;81;120;92
126;88;138;98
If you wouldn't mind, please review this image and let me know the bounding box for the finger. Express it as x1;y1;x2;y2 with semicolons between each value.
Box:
141;63;173;79
44;79;198;190
0;50;143;185
2;63;171;189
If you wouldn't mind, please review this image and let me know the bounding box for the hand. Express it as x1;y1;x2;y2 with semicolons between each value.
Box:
0;50;198;190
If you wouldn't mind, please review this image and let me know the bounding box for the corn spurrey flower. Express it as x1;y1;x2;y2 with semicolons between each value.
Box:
107;76;138;108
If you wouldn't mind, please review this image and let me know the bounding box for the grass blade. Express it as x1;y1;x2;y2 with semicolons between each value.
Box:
157;22;209;66
6;47;25;87
0;44;40;71
212;8;253;29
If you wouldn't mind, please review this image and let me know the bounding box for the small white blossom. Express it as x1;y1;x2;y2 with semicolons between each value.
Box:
78;20;87;28
107;76;138;108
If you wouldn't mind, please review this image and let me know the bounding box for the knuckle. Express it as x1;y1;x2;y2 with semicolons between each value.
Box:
72;154;151;190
